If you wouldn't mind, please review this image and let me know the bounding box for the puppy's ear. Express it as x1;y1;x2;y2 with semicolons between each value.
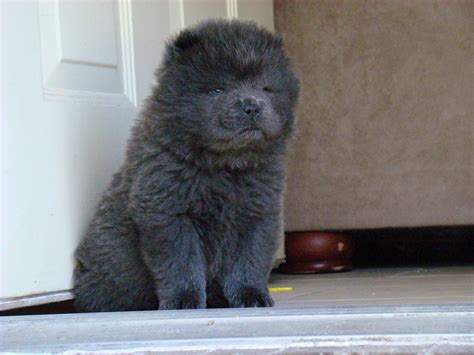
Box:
273;34;284;48
172;29;201;54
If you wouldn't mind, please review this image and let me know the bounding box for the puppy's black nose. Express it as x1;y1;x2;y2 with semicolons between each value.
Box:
241;97;261;120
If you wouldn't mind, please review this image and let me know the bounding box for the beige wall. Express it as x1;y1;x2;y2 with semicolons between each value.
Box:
275;0;473;230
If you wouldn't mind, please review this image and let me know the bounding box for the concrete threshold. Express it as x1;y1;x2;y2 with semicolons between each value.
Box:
1;304;473;353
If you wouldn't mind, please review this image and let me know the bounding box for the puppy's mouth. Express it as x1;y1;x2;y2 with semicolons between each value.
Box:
207;126;273;153
239;127;265;140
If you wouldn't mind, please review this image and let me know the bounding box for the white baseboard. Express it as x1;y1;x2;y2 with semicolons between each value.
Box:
0;290;73;311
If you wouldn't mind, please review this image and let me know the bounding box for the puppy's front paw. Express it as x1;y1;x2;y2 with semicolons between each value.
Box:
159;289;205;310
229;287;274;308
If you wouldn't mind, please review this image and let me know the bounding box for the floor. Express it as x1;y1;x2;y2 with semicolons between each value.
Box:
269;265;474;307
2;265;473;353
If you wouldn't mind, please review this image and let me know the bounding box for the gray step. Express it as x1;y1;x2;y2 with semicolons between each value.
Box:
1;304;473;353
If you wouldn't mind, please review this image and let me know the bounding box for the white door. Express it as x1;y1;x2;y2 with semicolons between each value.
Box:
1;0;274;307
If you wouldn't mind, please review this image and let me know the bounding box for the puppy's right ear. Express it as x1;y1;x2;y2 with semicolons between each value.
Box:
171;29;201;55
273;34;284;48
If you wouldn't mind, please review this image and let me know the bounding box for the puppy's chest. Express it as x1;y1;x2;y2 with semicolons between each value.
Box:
184;173;274;229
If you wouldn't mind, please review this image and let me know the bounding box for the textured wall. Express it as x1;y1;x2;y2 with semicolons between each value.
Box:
275;0;473;230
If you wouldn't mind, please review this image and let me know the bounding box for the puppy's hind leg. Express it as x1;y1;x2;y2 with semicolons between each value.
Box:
73;194;158;312
73;259;158;312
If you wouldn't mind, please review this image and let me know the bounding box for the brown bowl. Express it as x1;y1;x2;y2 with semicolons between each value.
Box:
279;231;354;274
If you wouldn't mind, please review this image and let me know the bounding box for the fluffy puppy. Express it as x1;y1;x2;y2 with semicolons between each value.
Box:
73;19;299;311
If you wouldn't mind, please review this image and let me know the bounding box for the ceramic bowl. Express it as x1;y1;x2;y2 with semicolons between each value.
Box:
279;231;354;274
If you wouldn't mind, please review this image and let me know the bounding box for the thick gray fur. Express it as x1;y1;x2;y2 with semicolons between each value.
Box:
73;20;299;311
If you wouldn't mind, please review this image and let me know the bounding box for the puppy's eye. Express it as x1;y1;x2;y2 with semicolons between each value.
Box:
263;87;278;94
209;88;224;96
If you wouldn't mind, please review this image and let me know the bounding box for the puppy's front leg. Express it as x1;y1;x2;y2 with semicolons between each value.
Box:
223;217;280;308
140;217;206;310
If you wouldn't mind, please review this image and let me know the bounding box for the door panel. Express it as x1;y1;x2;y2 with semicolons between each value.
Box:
38;0;136;105
58;2;118;66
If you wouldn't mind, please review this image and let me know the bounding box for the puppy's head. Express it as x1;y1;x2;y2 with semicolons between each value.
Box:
153;20;299;157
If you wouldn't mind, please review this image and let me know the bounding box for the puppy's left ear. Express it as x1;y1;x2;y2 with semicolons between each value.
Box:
171;29;201;55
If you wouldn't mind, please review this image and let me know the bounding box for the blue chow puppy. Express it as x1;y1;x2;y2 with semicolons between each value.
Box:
73;20;299;311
